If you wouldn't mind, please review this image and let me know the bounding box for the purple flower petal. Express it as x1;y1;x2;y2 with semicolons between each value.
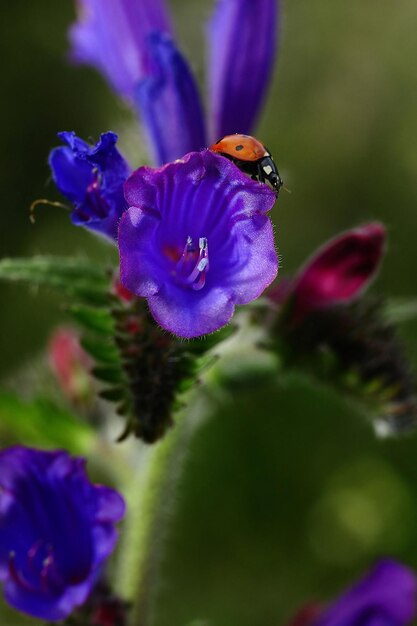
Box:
314;560;417;626
148;282;235;338
0;446;125;622
207;0;279;140
134;32;207;164
49;131;131;241
119;150;277;338
70;0;174;101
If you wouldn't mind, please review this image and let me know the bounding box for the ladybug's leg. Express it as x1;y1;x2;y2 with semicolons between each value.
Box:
257;162;266;183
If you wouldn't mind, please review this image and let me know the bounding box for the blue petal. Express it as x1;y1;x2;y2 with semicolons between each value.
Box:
135;33;207;165
49;146;93;204
0;447;125;622
70;0;174;101
207;0;279;140
49;131;130;241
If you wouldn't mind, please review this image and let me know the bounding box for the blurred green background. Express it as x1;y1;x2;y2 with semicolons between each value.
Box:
1;1;417;624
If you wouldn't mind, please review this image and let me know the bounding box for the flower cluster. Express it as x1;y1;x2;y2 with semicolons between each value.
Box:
2;0;415;624
47;0;282;338
70;0;279;163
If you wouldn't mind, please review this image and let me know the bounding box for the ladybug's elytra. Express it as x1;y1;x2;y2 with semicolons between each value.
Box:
210;134;283;195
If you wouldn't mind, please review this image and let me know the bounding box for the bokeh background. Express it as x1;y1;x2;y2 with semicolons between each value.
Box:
1;1;417;624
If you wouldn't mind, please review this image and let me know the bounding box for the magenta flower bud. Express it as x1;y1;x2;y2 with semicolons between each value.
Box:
272;223;386;323
294;222;386;316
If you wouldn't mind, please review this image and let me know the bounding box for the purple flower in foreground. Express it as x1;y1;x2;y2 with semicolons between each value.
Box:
0;446;125;622
269;223;386;323
49;131;130;240
70;0;279;164
288;560;417;626
119;150;278;338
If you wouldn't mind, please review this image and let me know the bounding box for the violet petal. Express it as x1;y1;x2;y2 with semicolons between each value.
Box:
134;32;207;165
70;0;174;101
207;0;279;140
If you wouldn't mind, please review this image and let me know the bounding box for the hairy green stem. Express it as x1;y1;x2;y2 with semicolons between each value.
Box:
115;314;273;626
116;388;211;626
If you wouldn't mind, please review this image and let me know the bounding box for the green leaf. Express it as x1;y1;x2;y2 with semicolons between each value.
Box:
81;335;119;365
69;305;115;335
0;256;109;306
0;390;94;453
99;387;126;402
92;365;124;384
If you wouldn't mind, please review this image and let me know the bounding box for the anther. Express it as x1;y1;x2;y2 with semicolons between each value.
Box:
175;236;210;291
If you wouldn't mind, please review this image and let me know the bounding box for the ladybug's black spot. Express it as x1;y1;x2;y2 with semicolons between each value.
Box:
235;145;244;152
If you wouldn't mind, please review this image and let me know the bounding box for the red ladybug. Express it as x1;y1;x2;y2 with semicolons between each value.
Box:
210;134;283;195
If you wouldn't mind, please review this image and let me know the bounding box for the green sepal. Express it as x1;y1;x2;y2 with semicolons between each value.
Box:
81;336;120;365
68;305;115;335
92;365;124;384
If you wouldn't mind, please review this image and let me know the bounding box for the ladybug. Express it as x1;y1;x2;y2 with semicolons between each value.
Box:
210;134;283;195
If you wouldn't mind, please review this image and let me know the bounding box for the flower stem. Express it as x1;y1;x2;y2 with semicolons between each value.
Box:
116;389;211;626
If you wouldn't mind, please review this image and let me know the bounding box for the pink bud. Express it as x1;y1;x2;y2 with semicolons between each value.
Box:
291;223;386;322
48;327;93;405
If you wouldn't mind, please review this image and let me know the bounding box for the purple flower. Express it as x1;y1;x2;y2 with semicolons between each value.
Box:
70;0;174;102
134;31;207;165
118;150;278;338
288;560;417;626
49;131;131;241
69;0;280;164
269;223;386;323
207;0;279;139
0;446;125;622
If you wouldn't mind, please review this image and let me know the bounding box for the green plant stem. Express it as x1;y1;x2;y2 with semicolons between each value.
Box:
116;388;211;626
115;314;276;626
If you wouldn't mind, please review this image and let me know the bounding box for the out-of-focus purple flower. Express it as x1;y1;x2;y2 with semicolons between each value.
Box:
118;150;278;338
49;131;130;241
288;560;417;626
70;0;174;101
207;0;279;139
135;32;207;165
270;223;386;323
69;0;280;164
0;446;125;622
